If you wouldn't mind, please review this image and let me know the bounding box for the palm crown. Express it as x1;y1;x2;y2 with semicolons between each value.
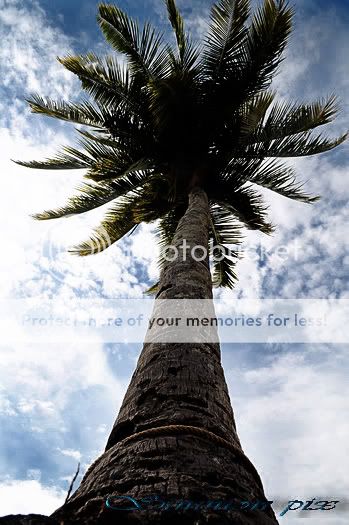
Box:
17;0;347;288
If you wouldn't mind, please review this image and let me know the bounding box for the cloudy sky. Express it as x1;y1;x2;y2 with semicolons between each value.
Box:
0;0;348;523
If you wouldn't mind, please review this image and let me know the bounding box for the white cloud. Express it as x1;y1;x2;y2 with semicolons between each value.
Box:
0;339;124;420
0;479;65;515
58;449;81;462
226;347;349;504
0;0;75;100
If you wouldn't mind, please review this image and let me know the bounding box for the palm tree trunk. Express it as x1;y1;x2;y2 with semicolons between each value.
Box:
51;187;278;525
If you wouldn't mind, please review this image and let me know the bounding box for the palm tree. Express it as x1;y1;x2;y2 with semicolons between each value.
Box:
15;0;346;524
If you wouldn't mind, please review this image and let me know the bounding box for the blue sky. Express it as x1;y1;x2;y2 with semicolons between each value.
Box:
0;0;348;523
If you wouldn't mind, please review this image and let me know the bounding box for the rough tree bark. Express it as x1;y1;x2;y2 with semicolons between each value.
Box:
1;188;279;525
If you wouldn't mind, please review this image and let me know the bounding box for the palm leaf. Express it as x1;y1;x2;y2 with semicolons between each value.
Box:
158;205;186;265
144;282;160;296
209;203;243;288
203;0;250;78
72;136;149;176
244;130;348;158
69;196;138;256
86;156;155;182
77;112;154;158
240;0;293;95
26;95;105;128
77;129;129;151
211;250;240;288
251;159;320;202
250;95;341;143
14;147;92;170
239;91;275;138
210;203;244;245
219;157;264;187
212;184;274;233
33;172;148;220
98;3;170;79
165;0;200;72
165;0;186;60
58;53;142;112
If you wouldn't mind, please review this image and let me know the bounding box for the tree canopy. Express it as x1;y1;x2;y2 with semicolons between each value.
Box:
16;0;347;288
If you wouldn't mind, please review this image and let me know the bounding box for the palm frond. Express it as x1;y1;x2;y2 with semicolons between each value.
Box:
211;249;240;288
251;95;340;143
98;3;170;79
69;196;138;256
239;91;275;138
26;95;105;128
77;129;127;151
144;282;159;295
33;172;148;220
219;157;264;187
158;205;186;265
244;130;348;158
14;147;92;170
76;136;120;163
209;203;243;288
165;0;186;60
77;111;154;158
72;136;149;179
202;0;293;133
203;0;250;78
251;159;320;202
212;184;274;233
58;53;142;112
165;0;200;72
240;0;293;95
210;202;244;245
86;156;154;182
